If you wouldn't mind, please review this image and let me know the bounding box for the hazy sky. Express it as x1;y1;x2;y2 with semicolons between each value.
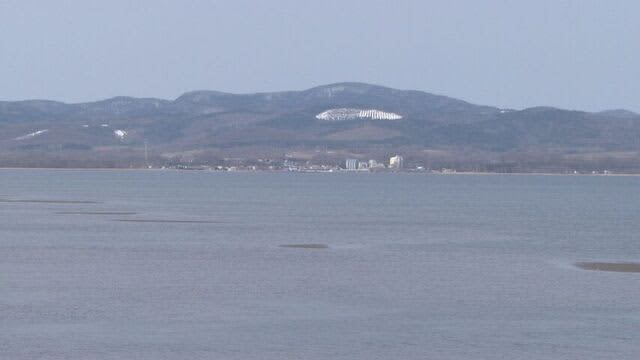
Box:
1;0;638;111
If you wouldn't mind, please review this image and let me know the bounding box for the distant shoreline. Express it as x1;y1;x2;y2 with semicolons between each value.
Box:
1;167;639;177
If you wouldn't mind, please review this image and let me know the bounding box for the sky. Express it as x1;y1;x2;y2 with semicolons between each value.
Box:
0;0;639;112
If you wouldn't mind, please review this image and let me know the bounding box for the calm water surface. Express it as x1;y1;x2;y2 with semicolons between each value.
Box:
1;169;639;359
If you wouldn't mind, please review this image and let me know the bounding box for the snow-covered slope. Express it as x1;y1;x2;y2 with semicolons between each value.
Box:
114;129;127;140
14;129;49;141
316;108;402;121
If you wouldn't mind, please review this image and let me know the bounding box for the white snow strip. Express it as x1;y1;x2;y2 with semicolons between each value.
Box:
114;130;127;140
316;108;402;121
14;129;49;141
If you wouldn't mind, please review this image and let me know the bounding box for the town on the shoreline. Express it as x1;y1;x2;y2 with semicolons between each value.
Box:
162;154;618;175
169;155;412;172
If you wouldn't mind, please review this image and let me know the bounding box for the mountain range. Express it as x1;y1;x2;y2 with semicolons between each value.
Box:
1;82;639;172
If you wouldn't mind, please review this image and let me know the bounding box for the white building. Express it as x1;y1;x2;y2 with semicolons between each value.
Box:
389;155;404;169
368;159;386;170
345;159;358;170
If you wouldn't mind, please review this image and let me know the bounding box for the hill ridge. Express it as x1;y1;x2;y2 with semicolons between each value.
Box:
1;83;639;172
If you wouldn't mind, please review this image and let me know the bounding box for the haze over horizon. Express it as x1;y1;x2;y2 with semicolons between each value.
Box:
1;0;639;112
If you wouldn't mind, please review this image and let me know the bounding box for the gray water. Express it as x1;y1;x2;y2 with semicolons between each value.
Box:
1;169;639;359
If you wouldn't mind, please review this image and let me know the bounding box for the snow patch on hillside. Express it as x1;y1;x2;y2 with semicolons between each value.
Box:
316;108;402;121
14;129;49;141
114;130;127;140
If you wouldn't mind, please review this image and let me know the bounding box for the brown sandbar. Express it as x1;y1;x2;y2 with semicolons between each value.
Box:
113;219;223;224
575;262;640;273
0;199;99;204
57;211;138;215
279;244;329;249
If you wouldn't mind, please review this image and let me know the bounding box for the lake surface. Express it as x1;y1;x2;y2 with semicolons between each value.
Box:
1;169;639;359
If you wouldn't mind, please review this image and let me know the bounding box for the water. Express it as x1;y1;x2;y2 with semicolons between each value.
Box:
1;169;639;359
